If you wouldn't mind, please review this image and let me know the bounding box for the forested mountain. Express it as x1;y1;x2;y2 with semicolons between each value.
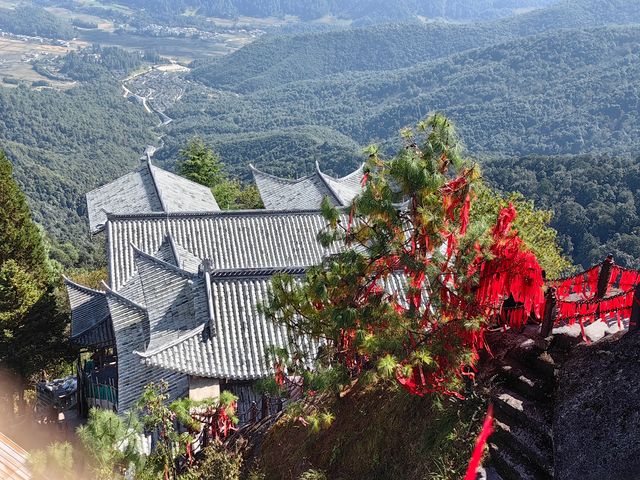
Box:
0;5;75;39
484;155;640;268
169;26;640;167
4;0;640;270
112;0;557;23
192;0;640;93
0;81;156;266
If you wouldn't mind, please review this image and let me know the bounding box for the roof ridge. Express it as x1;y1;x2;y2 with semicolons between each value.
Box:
132;242;199;280
250;163;316;184
209;266;308;279
336;163;365;181
102;281;148;312
315;160;346;206
63;275;106;296
106;207;345;221
146;161;169;212
165;232;180;266
135;323;206;358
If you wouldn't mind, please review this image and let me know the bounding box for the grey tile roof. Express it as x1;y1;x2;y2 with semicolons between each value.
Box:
136;268;320;380
105;287;188;413
106;210;343;290
317;163;365;206
86;160;219;234
72;317;115;349
132;246;206;350
64;278;114;348
250;162;364;210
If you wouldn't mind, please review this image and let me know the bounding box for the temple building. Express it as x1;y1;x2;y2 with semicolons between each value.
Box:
250;162;364;210
66;159;364;416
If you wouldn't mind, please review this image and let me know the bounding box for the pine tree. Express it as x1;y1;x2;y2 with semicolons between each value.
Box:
0;152;50;281
0;151;71;385
177;137;225;188
177;136;263;209
264;113;567;398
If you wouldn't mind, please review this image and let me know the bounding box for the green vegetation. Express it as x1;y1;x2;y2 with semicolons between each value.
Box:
177;137;263;209
259;383;485;480
28;442;75;480
180;26;640;159
192;0;640;94
0;72;156;267
0;151;72;386
484;155;640;268
77;408;142;479
109;0;556;22
60;45;145;81
263;114;565;404
38;382;241;479
0;5;75;39
6;0;640;272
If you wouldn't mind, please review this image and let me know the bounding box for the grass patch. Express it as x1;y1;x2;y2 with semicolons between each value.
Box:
257;382;486;480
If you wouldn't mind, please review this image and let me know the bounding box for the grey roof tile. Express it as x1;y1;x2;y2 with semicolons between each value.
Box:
137;269;320;380
132;247;204;350
64;278;114;348
86;161;219;233
105;288;188;413
251;162;364;210
149;164;219;213
106;210;343;290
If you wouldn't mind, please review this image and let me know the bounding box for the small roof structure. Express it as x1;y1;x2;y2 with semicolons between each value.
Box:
0;432;31;480
65;159;375;413
86;159;219;233
250;162;364;210
64;278;114;349
94;245;320;413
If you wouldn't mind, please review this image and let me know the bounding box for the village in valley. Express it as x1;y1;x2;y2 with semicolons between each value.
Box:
1;1;640;480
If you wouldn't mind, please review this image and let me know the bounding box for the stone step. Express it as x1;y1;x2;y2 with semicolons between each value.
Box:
497;361;554;402
489;442;552;480
477;465;504;480
507;344;557;379
492;387;552;440
493;418;553;477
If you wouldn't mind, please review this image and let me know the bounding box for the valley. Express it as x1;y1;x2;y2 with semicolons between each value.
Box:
1;0;640;270
2;2;640;479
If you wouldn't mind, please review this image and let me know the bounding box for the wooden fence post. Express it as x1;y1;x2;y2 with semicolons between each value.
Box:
597;254;615;299
540;287;557;338
629;283;640;332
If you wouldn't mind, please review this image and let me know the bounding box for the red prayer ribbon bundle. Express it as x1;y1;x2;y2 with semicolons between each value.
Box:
476;204;545;322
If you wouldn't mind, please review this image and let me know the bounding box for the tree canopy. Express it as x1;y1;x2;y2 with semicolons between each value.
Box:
177;137;263;209
0;152;71;382
264;114;566;398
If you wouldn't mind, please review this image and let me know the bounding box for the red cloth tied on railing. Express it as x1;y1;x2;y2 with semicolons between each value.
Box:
557;300;578;322
500;306;526;330
617;268;640;291
555;285;636;334
549;265;600;300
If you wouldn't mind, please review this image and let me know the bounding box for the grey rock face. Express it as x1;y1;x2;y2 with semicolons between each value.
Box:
554;331;640;480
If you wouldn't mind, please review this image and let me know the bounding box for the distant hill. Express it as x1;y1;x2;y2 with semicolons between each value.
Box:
192;0;640;93
173;26;640;161
163;19;640;269
114;0;557;23
6;0;640;270
484;154;640;268
0;5;75;39
0;81;156;267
